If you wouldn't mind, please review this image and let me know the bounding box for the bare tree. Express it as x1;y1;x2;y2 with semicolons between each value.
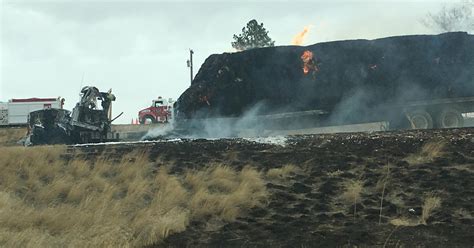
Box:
422;0;474;32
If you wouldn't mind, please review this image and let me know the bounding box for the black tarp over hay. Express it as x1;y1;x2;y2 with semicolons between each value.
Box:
176;32;474;123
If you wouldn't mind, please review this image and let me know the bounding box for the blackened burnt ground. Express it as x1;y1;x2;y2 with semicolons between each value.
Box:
71;128;474;247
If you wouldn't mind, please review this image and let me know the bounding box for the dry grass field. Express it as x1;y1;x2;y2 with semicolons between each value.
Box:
0;127;26;146
0;145;267;247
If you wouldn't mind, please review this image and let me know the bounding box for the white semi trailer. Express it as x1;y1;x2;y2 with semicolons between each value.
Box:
0;97;64;126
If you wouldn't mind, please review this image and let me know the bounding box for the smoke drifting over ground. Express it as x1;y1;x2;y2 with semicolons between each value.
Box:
142;103;269;140
142;122;176;140
142;101;391;141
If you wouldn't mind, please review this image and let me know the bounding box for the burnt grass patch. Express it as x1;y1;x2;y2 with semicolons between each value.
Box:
72;128;474;247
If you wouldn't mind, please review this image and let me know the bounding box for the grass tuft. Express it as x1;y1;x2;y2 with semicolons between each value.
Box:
389;217;418;227
341;179;364;220
405;141;446;165
266;164;299;180
420;195;441;225
389;194;442;227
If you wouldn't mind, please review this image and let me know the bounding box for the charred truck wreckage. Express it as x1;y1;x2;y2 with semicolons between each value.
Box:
26;86;119;145
172;32;474;137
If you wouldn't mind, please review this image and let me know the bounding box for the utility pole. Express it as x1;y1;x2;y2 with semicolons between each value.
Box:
187;49;194;85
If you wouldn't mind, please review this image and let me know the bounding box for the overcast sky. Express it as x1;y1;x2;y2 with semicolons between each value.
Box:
1;0;454;123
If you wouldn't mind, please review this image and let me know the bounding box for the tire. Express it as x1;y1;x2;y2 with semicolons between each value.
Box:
140;115;156;124
436;107;464;129
406;110;433;129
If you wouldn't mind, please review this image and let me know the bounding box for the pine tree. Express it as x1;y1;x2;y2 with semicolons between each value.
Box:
232;19;275;51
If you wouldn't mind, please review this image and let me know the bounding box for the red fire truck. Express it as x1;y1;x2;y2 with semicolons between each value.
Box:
138;97;174;124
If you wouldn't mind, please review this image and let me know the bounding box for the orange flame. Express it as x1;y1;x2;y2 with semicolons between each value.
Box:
292;26;312;45
301;50;314;74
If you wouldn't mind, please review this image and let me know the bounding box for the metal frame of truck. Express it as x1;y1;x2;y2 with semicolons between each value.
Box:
173;96;473;138
401;96;474;129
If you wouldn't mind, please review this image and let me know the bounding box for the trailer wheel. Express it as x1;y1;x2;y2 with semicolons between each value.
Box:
140;115;156;124
436;107;464;128
406;110;433;129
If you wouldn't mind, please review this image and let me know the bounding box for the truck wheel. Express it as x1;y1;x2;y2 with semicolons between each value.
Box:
140;115;156;124
406;110;433;129
436;107;464;128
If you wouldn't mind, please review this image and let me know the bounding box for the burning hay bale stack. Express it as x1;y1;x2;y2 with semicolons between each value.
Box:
176;32;474;124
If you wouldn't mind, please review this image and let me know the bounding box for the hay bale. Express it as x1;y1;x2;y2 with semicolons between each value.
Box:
176;32;474;123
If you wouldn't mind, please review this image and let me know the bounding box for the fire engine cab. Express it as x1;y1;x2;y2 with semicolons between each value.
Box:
138;97;174;124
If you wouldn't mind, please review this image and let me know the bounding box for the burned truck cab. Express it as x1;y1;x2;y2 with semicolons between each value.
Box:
27;108;72;145
69;86;117;143
26;86;118;145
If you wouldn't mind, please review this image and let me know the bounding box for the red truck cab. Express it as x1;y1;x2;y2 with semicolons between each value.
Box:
138;97;173;124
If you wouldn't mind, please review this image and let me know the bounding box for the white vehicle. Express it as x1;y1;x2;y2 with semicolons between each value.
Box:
0;97;64;126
